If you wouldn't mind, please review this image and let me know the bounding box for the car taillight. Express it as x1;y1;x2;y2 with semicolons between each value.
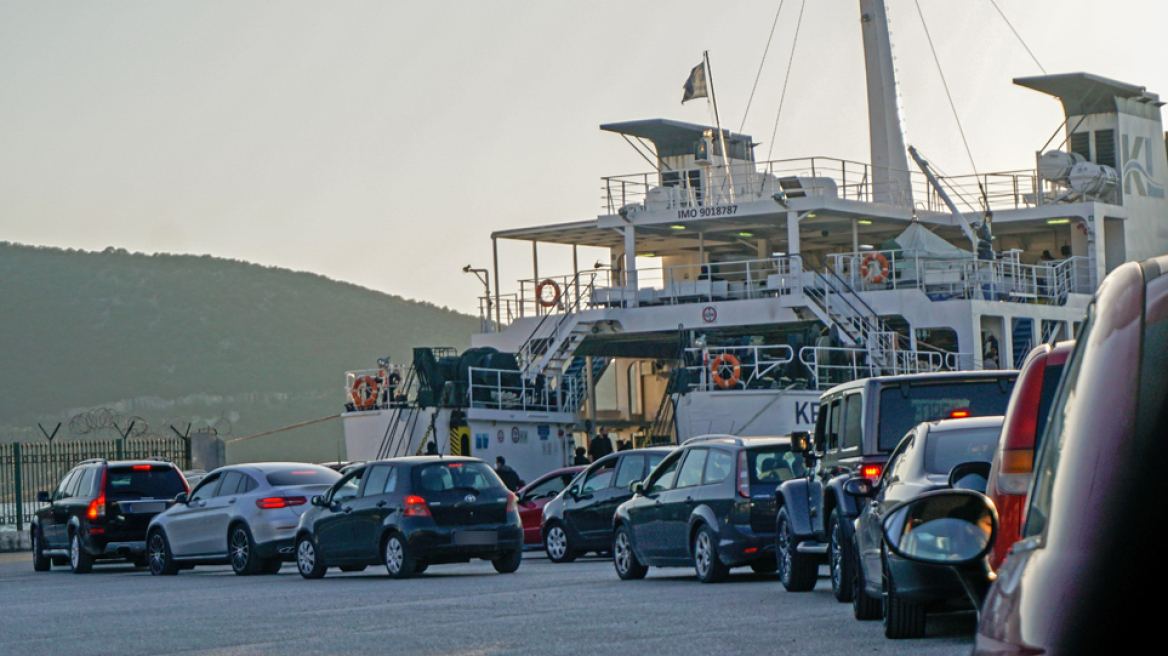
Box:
506;492;518;513
859;464;882;480
255;496;307;509
950;410;970;418
996;450;1035;495
88;493;106;520
737;451;750;498
404;495;431;517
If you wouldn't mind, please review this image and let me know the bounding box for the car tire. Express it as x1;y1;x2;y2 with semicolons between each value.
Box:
339;564;367;573
492;549;522;574
296;535;327;579
613;525;648;580
543;523;578;563
383;533;417;579
852;550;881;620
147;530;180;576
750;555;778;574
230;524;263;576
828;509;855;602
132;555;149;569
693;525;730;583
32;529;51;572
415;562;429;574
776;507;816;592
69;531;93;574
260;557;283;574
883;555;925;639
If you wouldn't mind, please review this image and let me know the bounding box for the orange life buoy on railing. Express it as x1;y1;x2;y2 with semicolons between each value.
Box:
710;354;742;389
350;375;379;410
862;252;889;284
536;279;562;308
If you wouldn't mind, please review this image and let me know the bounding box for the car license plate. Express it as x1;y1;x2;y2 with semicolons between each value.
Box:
128;502;166;514
454;530;497;546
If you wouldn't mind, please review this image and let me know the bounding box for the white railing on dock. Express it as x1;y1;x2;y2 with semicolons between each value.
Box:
681;345;795;392
467;367;580;414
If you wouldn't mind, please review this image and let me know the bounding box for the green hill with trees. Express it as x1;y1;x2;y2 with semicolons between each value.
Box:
0;242;479;462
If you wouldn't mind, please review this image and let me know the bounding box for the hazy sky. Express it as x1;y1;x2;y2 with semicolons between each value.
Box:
3;1;1166;316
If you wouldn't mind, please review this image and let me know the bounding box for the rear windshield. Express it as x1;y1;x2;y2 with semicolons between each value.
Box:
749;446;805;484
878;379;1015;451
923;426;1001;475
105;466;187;500
265;466;341;487
411;462;505;493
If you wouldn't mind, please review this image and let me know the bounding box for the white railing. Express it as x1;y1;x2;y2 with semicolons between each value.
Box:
798;346;951;390
591;256;803;308
682;345;795;392
344;366;409;411
467;366;579;414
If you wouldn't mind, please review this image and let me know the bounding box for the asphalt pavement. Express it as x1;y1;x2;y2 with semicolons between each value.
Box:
0;551;974;655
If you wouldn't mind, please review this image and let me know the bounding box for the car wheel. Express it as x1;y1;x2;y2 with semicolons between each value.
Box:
148;531;179;576
132;555;149;569
750;555;778;574
693;525;730;583
776;507;816;592
852;548;881;620
415;562;429;574
383;533;417;579
339;564;367;572
492;549;522;574
543;523;578;563
259;557;283;575
32;529;51;572
230;524;262;576
296;535;327;579
69;531;93;574
829;509;855;602
883;554;925;639
613;525;648;580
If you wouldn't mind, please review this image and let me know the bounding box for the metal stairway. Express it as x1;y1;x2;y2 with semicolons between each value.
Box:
516;272;599;383
560;355;609;408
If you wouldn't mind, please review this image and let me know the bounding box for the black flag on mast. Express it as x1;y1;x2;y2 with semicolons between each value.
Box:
681;62;708;103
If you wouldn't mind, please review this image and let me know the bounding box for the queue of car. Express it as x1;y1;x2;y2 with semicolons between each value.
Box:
26;255;1166;654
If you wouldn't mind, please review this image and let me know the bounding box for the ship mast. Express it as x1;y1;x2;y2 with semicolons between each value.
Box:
860;0;912;209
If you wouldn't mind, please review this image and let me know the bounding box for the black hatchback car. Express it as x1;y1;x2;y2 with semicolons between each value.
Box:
294;456;523;579
612;436;805;583
30;458;189;573
540;447;674;563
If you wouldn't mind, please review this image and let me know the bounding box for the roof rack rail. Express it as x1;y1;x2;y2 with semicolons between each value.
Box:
144;456;172;463
78;458;107;465
681;435;745;446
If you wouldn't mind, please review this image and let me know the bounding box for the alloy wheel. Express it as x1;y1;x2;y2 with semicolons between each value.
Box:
230;528;250;572
149;534;167;576
70;534;79;569
546;527;567;560
297;539;316;576
778;520;792;578
614;531;632;573
695;531;712;577
830;523;843;590
385;537;405;574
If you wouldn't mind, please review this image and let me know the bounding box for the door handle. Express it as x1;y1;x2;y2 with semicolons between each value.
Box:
228;498;236;504
654;500;662;506
376;500;387;508
685;497;694;503
343;507;353;514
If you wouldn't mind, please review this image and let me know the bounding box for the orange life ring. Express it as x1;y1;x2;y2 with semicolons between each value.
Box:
862;252;889;284
710;354;742;389
350;375;379;410
536;279;562;308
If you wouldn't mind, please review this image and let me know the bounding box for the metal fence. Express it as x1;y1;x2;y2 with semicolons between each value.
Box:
0;438;190;532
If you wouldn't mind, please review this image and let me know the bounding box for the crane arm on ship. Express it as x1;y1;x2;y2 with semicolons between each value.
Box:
907;145;979;250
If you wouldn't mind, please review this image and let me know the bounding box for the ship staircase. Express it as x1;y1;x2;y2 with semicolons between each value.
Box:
643;368;682;446
373;349;460;460
515;271;607;402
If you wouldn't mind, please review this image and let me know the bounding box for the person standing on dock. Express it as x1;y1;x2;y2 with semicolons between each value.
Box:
589;431;614;462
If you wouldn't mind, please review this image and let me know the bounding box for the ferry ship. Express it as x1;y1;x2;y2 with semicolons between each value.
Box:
340;1;1168;483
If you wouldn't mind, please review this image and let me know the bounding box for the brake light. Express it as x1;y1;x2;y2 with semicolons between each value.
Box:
404;495;431;517
859;464;882;480
737;451;750;498
255;496;307;509
133;464;151;470
448;463;463;468
88;493;106;520
950;410;970;418
506;492;518;513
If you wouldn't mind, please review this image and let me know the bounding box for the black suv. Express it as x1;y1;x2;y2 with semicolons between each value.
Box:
30;459;189;573
612;436;804;583
540;447;674;563
294;456;523;579
775;370;1016;600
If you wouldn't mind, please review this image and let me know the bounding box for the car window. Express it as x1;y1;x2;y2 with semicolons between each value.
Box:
882;433;913;486
842;393;862;450
64;469;85;498
1024;313;1092;539
675;449;708;488
581;460;615;494
614;455;646;490
648;453;666;471
54;470;78;501
704;449;734;484
878;378;1016;451
332;468;364;502
827;399;842;451
217;472;244;497
363;466;392;497
265;466;341;487
237;475;258;494
412;462;502;493
923;426;1000;475
106;465;188;500
525;473;569;500
189;473;221;503
751;447;804;483
75;468;97;498
647;453;682;493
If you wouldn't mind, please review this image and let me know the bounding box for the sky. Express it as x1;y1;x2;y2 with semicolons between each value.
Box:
3;0;1166;316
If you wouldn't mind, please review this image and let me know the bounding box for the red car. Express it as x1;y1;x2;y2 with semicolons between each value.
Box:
516;467;585;547
983;339;1073;569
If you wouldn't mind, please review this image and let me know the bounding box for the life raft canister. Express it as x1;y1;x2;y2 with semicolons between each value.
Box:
862;252;889;284
536;279;562;308
351;375;379;410
710;353;742;389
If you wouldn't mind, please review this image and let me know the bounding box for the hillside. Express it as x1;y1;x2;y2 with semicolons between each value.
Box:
0;242;479;461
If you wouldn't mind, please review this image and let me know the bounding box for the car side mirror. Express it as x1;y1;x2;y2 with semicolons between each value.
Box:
789;431;811;454
36;491;50;503
174;493;189;505
311;495;325;507
948;461;992;492
843;478;875;498
630;480;644;494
